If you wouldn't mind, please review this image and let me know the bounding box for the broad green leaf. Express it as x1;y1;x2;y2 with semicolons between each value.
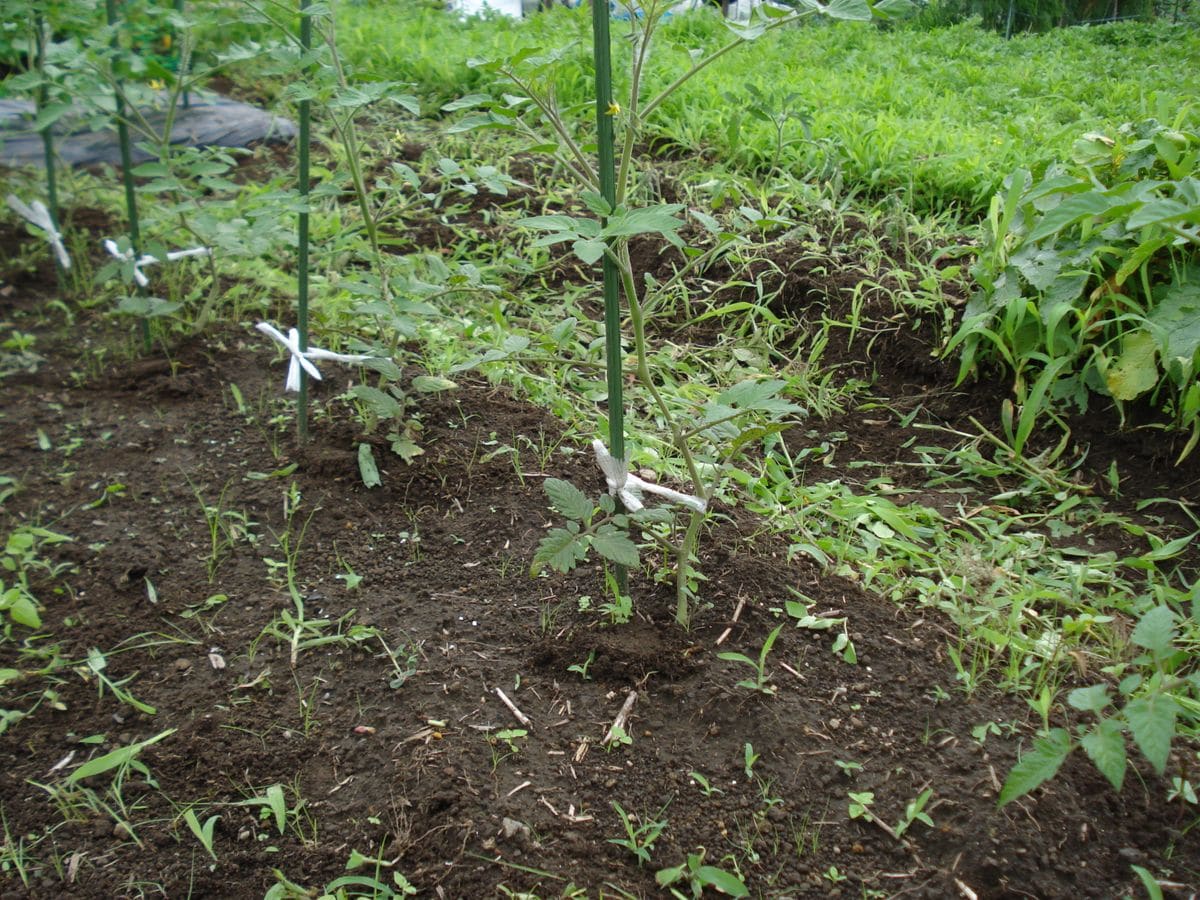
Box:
349;384;405;421
1125;693;1178;774
1079;718;1127;790
1128;197;1199;229
544;478;591;521
998;728;1072;806
0;668;21;685
1067;683;1112;713
5;592;41;629
517;214;581;233
591;526;639;568
601;205;686;239
67;729;176;785
441;93;491;112
411;375;457;393
266;784;287;834
532;527;588;575
1146;275;1200;364
573;239;606;264
1027;192;1115;243
697;866;750;897
357;444;381;489
1011;244;1063;291
825;0;873;19
1105;330;1159;401
871;0;915;17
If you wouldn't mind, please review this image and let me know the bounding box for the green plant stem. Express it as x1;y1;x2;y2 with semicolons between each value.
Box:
297;0;313;442
104;0;150;352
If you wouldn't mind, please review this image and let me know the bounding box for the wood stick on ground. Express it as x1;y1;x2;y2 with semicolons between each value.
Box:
603;690;638;746
715;595;747;646
494;687;532;728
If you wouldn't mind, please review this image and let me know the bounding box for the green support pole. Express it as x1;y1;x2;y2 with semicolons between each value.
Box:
34;11;64;293
105;0;150;351
173;0;189;109
296;0;312;442
592;0;626;589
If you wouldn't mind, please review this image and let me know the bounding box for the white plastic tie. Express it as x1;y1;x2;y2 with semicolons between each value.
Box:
103;238;211;288
256;321;375;393
6;194;70;270
592;439;706;514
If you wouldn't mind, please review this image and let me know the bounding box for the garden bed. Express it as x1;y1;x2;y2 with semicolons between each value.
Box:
2;214;1198;897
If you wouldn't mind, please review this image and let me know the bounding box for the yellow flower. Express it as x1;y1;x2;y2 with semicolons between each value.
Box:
160;34;172;51
606;101;620;116
149;79;165;90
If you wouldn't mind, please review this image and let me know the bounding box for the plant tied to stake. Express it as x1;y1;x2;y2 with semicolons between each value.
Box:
457;0;911;625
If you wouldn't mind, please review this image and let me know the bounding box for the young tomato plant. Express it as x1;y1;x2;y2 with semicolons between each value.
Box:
461;0;902;626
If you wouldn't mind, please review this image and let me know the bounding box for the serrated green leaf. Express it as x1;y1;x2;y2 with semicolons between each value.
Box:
357;443;381;489
544;478;591;521
1130;605;1177;656
1125;693;1178;774
601;204;685;239
1067;683;1112;714
998;728;1072;806
591;526;639;568
532;528;589;575
1079;718;1127;790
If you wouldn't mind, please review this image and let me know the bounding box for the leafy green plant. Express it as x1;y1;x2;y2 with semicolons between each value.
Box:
608;800;669;866
1000;603;1200;806
719;624;784;695
946;118;1200;459
182;807;220;861
786;594;857;664
462;0;909;625
530;478;640;576
487;728;527;771
656;847;749;899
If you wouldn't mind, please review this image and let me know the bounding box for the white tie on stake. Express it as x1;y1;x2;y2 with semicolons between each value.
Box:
102;239;211;288
6;194;71;270
256;321;375;393
592;439;706;514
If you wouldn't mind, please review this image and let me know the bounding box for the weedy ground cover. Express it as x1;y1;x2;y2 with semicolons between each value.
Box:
333;1;1200;214
0;0;1198;896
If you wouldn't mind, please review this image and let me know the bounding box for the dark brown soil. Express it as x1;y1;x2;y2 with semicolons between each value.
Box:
2;200;1199;900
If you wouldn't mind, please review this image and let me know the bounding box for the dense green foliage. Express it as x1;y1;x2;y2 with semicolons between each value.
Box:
336;1;1199;214
948;118;1200;458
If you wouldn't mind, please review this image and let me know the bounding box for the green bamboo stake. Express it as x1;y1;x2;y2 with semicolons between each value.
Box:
34;9;64;293
173;0;190;109
105;0;150;351
296;0;313;442
592;0;626;590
